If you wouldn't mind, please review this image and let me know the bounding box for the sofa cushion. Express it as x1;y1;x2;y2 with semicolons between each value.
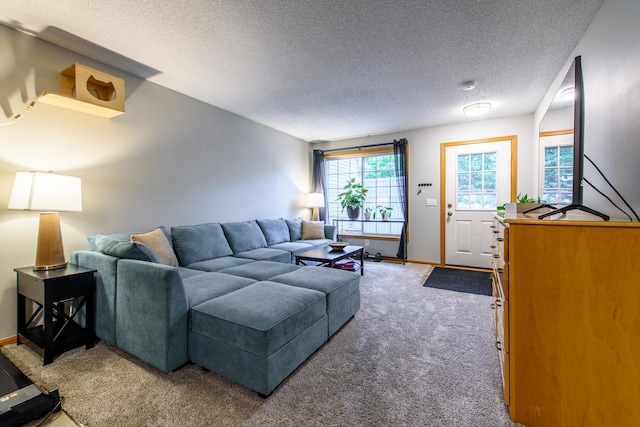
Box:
301;220;325;240
171;223;233;266
190;281;326;357
131;228;179;267
268;241;315;262
94;235;160;263
233;248;291;264
185;256;255;273
219;260;300;281
256;219;290;245
221;221;267;254
285;218;303;241
271;267;360;311
182;272;256;307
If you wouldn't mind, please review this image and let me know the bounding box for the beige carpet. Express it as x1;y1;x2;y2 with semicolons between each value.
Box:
2;262;515;426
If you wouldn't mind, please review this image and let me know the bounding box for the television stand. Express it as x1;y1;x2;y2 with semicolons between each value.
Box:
537;204;609;221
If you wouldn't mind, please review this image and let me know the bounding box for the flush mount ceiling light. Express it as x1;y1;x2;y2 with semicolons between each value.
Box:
463;102;492;117
461;80;477;91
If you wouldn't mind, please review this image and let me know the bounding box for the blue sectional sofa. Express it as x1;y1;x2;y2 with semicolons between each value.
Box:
71;218;361;396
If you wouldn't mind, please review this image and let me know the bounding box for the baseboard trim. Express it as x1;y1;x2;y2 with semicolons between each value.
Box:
0;336;17;346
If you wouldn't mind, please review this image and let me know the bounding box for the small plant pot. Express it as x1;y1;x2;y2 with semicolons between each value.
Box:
364;212;372;221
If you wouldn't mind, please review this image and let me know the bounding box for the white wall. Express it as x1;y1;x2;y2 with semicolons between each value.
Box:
535;0;640;220
0;25;310;340
314;114;535;264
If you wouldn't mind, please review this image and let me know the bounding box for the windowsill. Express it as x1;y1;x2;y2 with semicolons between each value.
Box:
336;232;400;242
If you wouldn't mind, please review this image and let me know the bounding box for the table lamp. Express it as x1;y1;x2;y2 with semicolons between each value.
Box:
8;171;82;270
306;192;325;221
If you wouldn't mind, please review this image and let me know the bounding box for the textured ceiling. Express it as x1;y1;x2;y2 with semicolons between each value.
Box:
1;0;604;141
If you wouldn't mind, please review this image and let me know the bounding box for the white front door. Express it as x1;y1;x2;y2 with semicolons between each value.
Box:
444;139;514;268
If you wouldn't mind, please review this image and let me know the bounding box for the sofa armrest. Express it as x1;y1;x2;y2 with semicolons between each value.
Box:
324;224;336;240
116;259;189;372
70;250;119;345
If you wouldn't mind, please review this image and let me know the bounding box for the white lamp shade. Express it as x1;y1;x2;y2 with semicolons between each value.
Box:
8;171;82;212
306;192;325;208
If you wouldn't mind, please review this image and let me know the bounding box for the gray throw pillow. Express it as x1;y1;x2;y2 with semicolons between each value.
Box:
94;235;159;263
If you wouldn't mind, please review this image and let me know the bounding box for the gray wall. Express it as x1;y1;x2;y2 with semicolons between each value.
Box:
0;25;310;340
313;114;535;264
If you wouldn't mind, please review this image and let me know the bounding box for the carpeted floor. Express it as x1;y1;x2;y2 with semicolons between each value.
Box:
2;262;515;427
423;267;492;296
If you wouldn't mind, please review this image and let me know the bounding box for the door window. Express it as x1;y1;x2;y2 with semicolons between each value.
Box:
456;151;497;210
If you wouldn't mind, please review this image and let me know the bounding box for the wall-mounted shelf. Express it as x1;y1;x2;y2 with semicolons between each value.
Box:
38;63;125;118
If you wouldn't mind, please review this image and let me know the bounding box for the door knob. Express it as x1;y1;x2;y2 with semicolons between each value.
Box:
447;203;452;208
447;211;453;216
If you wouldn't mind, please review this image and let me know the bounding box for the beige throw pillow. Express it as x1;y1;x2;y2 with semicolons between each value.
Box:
301;220;325;240
131;228;179;267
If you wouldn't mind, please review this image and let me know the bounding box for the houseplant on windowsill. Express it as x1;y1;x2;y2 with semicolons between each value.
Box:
374;206;393;221
364;207;373;221
337;178;368;220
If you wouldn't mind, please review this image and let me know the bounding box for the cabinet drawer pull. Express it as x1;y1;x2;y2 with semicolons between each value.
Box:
493;254;500;258
490;245;496;249
491;303;495;309
496;341;502;351
495;300;502;307
496;268;504;273
496;237;504;242
492;230;499;234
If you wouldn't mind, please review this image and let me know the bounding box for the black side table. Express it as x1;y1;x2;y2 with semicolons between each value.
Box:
15;264;96;365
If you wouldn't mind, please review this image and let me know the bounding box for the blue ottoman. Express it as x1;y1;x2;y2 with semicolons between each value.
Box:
189;281;327;396
270;266;360;336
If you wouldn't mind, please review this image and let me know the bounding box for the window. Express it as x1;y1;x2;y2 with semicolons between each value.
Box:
539;132;573;204
325;149;405;237
456;151;497;210
542;145;573;203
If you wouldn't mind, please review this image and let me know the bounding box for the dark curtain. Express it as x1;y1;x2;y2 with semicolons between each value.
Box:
393;139;408;259
311;150;327;222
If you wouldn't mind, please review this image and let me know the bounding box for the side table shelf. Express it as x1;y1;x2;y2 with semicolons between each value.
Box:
15;264;97;365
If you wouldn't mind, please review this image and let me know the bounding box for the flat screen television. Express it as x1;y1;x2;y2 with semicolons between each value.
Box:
537;56;609;220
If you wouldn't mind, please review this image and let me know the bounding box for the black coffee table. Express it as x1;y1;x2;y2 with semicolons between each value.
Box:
295;245;364;275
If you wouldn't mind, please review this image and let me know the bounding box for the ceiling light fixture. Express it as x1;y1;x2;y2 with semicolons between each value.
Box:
461;80;477;91
463;102;492;117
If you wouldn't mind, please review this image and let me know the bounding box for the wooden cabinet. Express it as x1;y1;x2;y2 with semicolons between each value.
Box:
490;218;509;404
492;214;640;426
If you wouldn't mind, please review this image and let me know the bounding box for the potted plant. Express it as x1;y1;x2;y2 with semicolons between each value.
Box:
374;206;393;221
364;207;373;221
337;178;368;219
497;193;541;213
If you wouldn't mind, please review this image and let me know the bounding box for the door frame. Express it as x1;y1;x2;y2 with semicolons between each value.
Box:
439;135;518;266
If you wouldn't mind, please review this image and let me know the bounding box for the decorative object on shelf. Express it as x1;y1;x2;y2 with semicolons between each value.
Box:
328;241;348;251
38;63;125;118
8;171;83;270
306;192;325;221
337;178;368;220
374;205;393;221
364;207;372;221
496;193;540;213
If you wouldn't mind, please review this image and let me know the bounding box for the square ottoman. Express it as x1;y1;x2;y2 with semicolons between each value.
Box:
270;266;361;336
189;281;327;396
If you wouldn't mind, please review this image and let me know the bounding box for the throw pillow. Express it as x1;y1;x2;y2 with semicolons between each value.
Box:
131;228;179;267
256;218;290;245
94;235;160;263
301;220;325;240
